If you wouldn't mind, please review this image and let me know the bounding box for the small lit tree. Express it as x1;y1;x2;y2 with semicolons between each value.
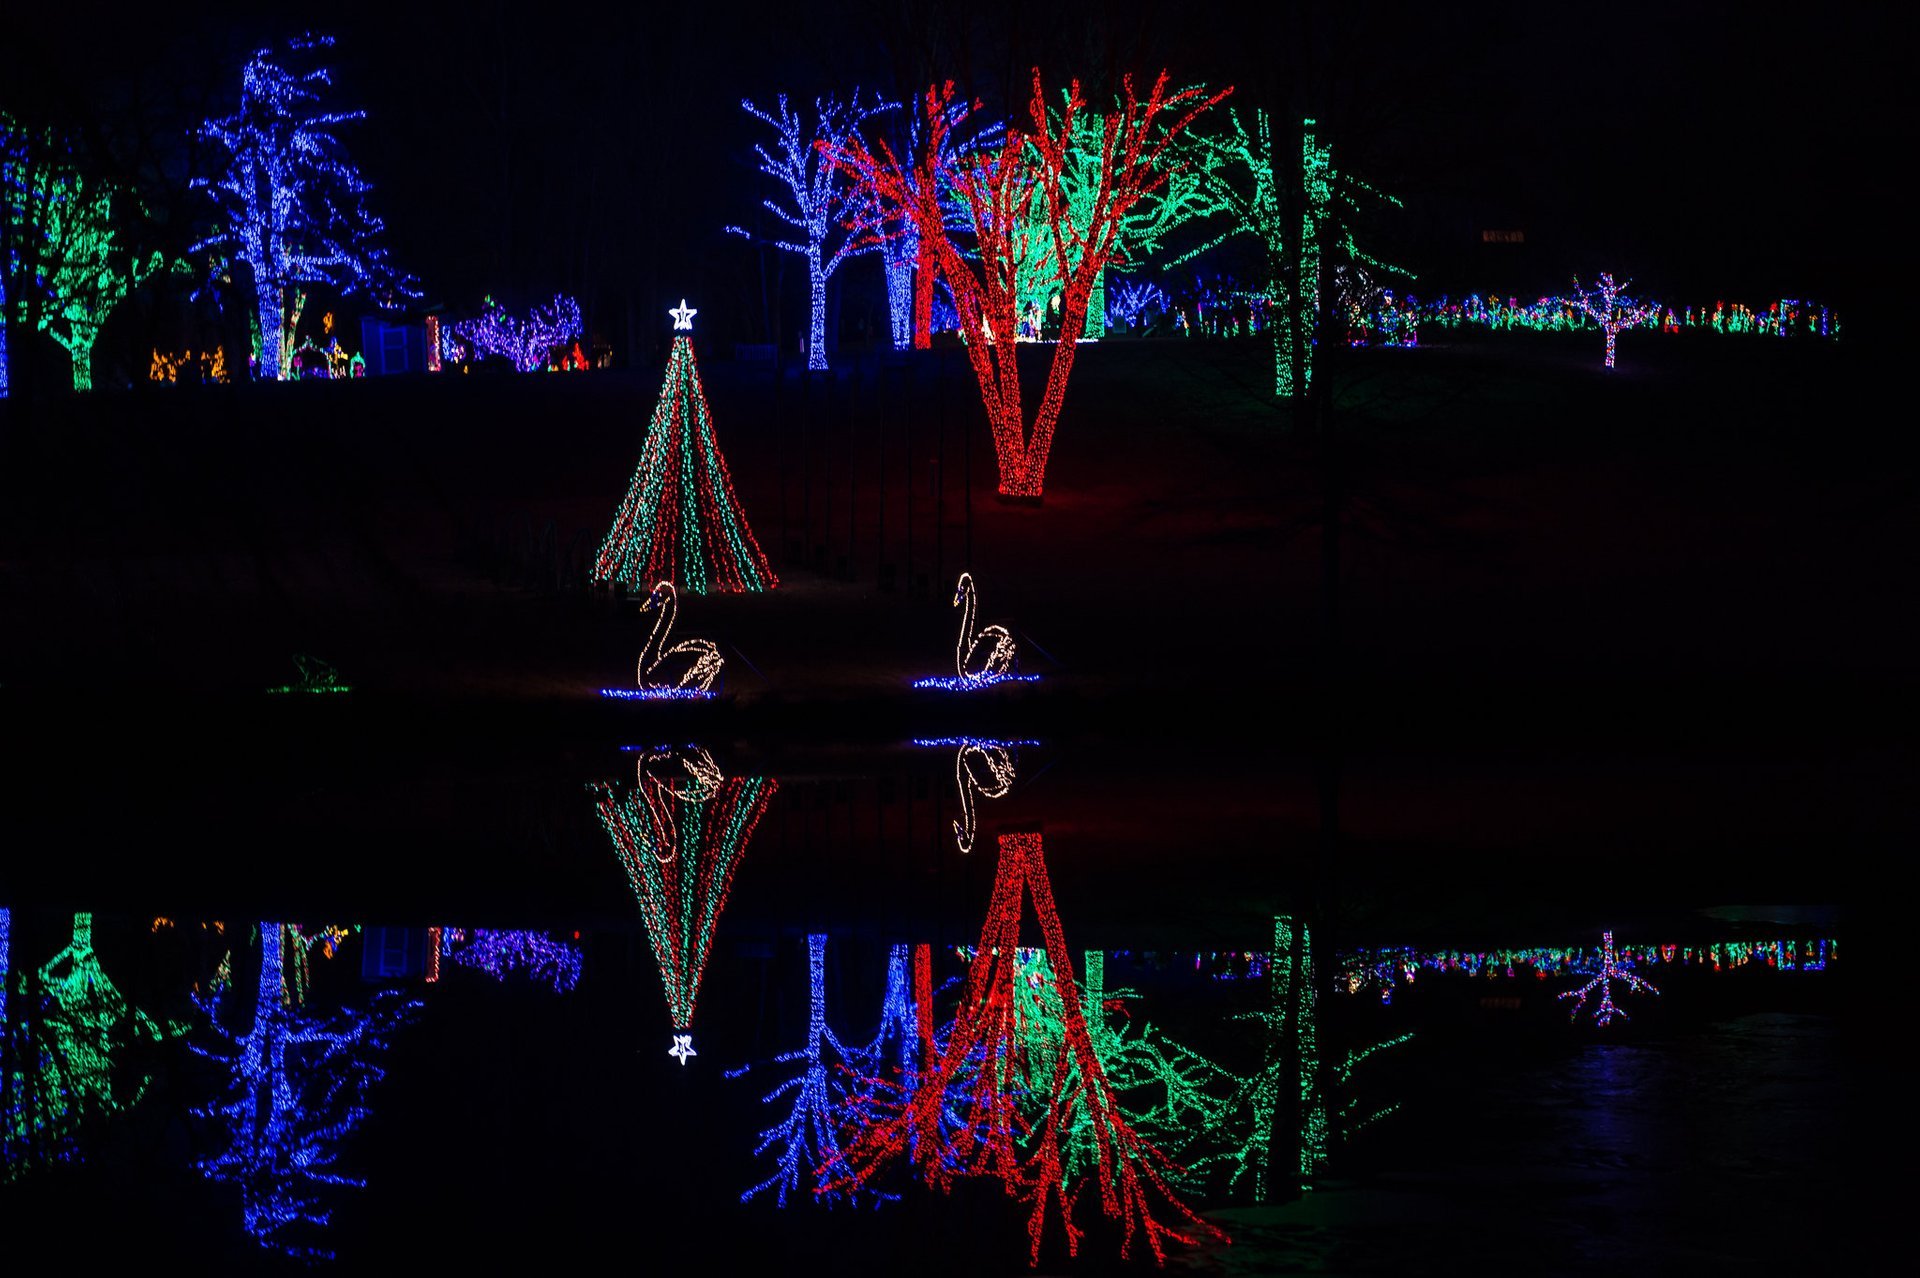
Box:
1569;274;1657;370
833;73;1228;499
728;92;893;370
194;34;413;381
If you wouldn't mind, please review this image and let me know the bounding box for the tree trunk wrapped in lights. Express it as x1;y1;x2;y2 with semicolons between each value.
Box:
192;35;415;382
821;833;1227;1264
190;922;418;1260
591;748;776;1058
730;933;897;1207
727;92;893;370
1570;274;1658;370
1180;111;1405;399
831;73;1229;499
2;912;167;1184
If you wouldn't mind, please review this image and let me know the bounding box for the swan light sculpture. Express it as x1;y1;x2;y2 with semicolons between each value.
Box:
601;580;723;699
951;740;1016;855
911;572;1039;690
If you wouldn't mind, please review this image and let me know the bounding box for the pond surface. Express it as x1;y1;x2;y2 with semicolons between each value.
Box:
0;738;1843;1273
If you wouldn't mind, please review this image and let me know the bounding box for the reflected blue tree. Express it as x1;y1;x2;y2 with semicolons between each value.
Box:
191;922;418;1259
731;933;890;1207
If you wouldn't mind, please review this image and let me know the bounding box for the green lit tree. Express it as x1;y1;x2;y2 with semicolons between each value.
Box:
1180;111;1404;398
2;122;166;392
2;913;167;1183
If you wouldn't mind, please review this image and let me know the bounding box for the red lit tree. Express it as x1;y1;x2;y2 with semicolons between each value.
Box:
831;73;1228;499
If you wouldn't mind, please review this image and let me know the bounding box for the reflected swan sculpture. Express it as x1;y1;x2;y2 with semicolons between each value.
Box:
952;740;1016;855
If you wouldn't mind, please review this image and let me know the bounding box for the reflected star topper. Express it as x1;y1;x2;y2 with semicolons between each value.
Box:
669;299;697;331
669;1033;698;1065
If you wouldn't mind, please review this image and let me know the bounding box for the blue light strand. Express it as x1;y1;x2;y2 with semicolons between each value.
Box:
727;92;895;370
909;737;1042;748
908;673;1041;691
190;921;419;1260
599;687;717;701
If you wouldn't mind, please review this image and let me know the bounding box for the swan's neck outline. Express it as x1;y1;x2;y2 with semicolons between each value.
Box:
951;741;1016;855
639;582;679;685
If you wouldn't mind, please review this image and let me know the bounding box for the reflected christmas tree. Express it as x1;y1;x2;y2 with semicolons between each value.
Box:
591;747;776;1058
191;922;419;1260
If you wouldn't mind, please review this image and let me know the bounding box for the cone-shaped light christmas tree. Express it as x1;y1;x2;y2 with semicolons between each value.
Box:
593;301;777;593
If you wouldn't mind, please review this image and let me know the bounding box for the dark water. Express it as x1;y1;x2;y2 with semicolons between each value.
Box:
1184;1013;1848;1276
0;743;1846;1273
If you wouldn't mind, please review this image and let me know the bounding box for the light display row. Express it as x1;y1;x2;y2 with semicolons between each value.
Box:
1335;935;1838;998
1343;289;1840;349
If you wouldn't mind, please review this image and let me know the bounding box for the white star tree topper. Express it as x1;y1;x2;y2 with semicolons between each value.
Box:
669;299;697;331
669;1033;698;1064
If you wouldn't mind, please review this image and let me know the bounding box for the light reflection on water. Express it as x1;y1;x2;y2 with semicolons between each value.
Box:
0;748;1847;1271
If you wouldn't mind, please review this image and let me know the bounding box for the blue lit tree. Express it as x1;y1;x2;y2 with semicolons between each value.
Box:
731;933;884;1207
443;293;582;371
191;922;419;1260
194;34;414;382
728;91;893;370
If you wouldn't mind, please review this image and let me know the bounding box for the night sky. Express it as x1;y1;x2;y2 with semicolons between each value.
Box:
1;1;1896;356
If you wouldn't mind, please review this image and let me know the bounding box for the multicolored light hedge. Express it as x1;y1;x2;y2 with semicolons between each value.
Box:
728;92;892;370
191;922;419;1260
1341;289;1839;351
592;320;776;594
823;833;1226;1265
1335;934;1837;999
591;749;776;1054
831;73;1229;498
193;35;413;381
